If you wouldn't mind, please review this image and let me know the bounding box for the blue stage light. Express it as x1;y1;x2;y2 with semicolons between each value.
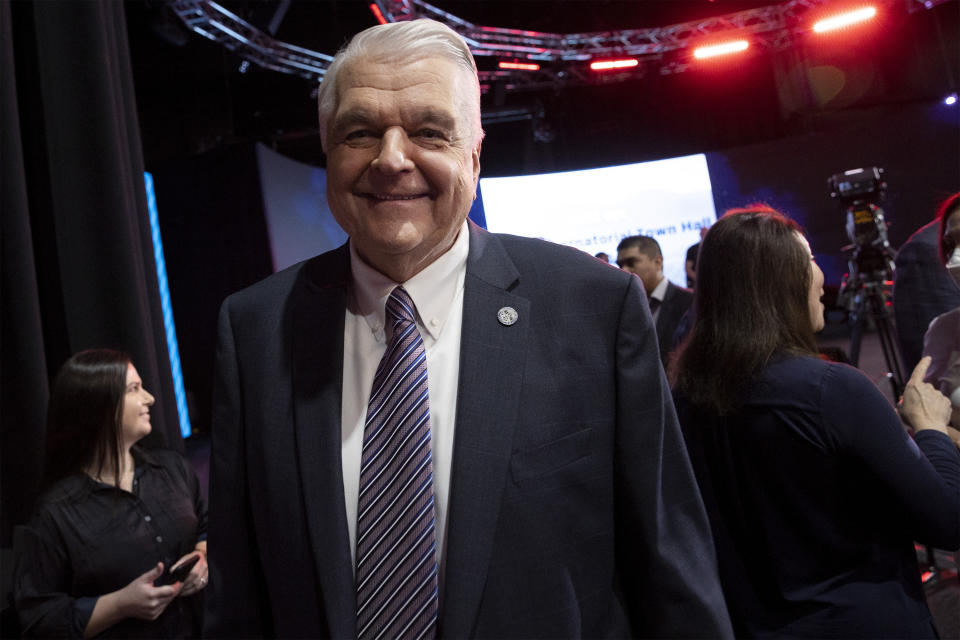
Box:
144;172;193;439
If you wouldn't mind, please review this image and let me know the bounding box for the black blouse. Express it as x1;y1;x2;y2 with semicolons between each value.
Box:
14;447;208;638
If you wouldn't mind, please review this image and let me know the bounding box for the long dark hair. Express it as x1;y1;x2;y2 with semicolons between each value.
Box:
672;205;818;414
43;349;130;489
935;192;960;265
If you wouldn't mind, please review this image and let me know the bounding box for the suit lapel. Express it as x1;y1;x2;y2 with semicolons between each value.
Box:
440;226;529;638
290;245;357;638
655;281;673;355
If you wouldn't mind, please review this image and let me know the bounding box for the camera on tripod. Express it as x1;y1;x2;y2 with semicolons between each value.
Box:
828;166;894;282
828;166;904;396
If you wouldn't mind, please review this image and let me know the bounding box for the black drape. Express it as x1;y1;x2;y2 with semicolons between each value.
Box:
2;0;183;547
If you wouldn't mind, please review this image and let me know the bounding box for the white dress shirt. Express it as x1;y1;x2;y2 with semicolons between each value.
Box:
340;222;468;586
648;273;668;322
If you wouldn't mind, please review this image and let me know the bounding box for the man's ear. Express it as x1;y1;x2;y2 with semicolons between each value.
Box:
319;123;329;154
471;140;482;186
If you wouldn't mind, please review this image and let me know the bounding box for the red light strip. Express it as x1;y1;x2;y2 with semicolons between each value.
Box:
693;40;749;59
590;59;639;71
368;3;388;25
813;6;877;33
498;61;540;71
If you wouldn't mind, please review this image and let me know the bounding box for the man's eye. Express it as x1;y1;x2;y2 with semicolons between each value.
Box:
344;130;372;141
418;129;444;139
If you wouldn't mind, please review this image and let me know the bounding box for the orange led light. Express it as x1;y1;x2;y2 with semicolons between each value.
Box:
368;3;388;25
499;61;540;71
813;6;877;33
589;59;639;71
693;40;749;59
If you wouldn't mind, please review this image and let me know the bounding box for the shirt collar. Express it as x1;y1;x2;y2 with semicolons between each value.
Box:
132;445;163;469
44;446;159;500
348;220;470;342
649;274;668;302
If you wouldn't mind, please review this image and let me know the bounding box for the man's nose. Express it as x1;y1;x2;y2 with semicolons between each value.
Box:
371;128;413;174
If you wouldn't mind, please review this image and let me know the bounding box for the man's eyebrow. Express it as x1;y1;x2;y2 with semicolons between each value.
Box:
331;107;459;133
330;109;377;131
407;108;457;131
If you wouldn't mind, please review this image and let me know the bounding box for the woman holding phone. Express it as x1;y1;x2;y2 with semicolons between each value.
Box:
15;349;208;638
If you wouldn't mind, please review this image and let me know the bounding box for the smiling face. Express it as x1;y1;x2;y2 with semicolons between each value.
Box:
323;55;481;282
121;364;154;450
796;232;825;333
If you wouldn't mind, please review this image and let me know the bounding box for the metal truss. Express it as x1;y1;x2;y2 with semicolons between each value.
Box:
170;0;333;78
169;0;955;93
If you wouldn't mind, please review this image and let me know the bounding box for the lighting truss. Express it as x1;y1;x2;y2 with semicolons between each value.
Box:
168;0;955;93
170;0;333;77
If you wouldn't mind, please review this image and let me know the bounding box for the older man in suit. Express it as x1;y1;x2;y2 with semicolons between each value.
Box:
205;19;730;639
617;235;694;366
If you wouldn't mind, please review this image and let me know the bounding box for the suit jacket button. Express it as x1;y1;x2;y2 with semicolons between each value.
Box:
497;306;519;326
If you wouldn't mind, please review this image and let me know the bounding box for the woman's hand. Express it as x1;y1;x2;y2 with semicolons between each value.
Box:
173;547;209;597
117;563;181;620
900;357;952;434
84;563;180;637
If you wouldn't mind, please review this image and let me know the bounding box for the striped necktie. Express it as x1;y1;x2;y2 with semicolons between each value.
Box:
356;286;439;640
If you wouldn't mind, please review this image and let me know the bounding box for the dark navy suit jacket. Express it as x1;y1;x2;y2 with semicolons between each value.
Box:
676;355;959;638
205;224;732;638
655;281;693;367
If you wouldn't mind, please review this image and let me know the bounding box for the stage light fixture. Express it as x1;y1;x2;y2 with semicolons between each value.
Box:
693;40;749;60
945;93;958;106
813;6;878;33
590;59;639;71
499;61;541;71
368;3;388;25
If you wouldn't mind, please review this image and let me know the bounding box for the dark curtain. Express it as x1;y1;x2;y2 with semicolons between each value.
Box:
2;0;183;547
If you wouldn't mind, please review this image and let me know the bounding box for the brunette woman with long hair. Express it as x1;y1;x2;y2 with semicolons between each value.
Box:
15;350;208;638
672;206;959;638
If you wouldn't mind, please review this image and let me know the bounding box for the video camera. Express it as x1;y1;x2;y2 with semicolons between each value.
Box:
827;166;905;398
829;166;894;283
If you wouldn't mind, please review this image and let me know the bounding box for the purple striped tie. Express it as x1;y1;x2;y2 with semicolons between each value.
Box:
356;286;438;640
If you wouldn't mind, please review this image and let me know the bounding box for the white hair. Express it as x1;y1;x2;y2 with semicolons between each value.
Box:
317;19;483;148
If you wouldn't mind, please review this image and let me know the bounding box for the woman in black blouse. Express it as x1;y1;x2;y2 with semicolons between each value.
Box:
15;350;208;638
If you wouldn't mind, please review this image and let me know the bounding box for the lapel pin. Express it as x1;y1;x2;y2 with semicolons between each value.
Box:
497;306;519;326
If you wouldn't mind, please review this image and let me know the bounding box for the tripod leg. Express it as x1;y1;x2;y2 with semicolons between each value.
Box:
870;292;904;398
848;291;867;367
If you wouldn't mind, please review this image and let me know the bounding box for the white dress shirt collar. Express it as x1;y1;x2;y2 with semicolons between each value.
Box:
348;221;470;343
649;273;669;302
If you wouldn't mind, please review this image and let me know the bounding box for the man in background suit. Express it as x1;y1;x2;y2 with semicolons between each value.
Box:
205;19;731;639
617;235;694;366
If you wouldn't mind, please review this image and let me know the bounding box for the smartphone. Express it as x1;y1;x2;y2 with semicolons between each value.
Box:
155;554;200;586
